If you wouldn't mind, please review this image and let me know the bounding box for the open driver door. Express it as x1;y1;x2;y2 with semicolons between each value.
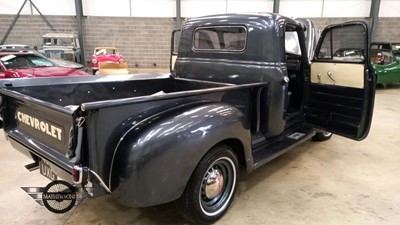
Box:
304;21;376;140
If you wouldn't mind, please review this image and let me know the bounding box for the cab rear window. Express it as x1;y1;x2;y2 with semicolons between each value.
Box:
193;26;247;51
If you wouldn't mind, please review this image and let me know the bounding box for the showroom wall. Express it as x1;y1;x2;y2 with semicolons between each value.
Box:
1;15;400;69
0;15;174;68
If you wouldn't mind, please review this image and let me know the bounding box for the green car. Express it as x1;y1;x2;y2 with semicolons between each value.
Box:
371;42;400;85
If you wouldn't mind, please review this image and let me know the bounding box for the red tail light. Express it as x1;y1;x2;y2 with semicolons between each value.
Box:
72;166;83;184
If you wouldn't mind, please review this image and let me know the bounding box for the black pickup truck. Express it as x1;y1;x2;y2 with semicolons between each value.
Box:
0;13;375;225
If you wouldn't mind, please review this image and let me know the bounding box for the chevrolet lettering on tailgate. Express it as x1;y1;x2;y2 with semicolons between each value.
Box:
16;111;63;141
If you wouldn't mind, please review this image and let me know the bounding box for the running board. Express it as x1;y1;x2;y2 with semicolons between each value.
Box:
252;124;315;170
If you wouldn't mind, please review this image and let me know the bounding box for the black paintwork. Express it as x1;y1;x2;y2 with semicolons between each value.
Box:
0;13;375;208
175;13;304;137
1;76;264;204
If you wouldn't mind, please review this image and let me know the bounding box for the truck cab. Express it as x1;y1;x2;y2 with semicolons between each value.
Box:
174;13;375;142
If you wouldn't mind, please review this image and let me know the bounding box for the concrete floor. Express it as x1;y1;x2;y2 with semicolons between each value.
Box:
0;85;399;225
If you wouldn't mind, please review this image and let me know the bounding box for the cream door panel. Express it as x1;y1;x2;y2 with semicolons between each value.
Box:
311;62;364;89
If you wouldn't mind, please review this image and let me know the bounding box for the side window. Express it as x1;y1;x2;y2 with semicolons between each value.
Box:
284;25;303;71
193;26;246;51
393;44;400;61
43;38;51;45
0;66;3;72
75;38;80;48
316;24;366;62
285;31;301;56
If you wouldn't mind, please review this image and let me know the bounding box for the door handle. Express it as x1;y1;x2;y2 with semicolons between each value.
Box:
327;71;335;82
281;76;290;85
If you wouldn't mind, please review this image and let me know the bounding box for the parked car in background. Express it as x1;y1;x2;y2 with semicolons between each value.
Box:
0;44;30;50
39;32;82;64
1;44;84;69
91;47;126;74
391;43;400;60
0;50;88;78
370;42;400;86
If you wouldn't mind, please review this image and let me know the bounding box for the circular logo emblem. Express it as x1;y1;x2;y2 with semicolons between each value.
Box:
42;180;76;213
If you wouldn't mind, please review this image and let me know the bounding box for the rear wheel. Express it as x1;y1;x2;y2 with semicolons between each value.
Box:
178;144;238;225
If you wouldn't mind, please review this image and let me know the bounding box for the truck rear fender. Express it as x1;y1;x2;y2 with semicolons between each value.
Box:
109;103;252;207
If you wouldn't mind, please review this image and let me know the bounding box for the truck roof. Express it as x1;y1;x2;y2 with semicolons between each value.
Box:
186;12;298;26
179;12;301;63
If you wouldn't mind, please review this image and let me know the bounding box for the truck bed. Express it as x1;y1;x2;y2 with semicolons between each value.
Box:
1;76;263;189
6;77;231;108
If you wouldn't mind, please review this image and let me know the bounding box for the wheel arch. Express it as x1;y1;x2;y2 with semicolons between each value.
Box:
109;103;252;207
214;138;247;170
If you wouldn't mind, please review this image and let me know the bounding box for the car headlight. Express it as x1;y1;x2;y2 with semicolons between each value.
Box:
92;59;97;64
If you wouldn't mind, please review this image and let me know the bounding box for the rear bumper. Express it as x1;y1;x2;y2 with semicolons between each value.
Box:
8;136;73;183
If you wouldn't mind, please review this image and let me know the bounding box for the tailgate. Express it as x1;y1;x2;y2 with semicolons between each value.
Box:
1;88;77;171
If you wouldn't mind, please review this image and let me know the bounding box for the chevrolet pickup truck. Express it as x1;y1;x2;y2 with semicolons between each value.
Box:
0;13;375;225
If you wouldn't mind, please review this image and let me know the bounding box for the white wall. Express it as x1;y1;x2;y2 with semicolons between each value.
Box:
322;0;371;17
380;0;400;17
83;0;130;17
0;0;36;15
227;0;273;14
32;0;76;15
182;0;226;17
131;0;176;17
0;0;398;18
280;0;324;18
0;0;75;15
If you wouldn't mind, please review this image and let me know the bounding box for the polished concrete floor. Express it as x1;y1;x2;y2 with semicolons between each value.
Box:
0;85;399;225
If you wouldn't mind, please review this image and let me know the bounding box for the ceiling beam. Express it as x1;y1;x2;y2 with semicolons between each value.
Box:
273;0;280;13
369;0;381;42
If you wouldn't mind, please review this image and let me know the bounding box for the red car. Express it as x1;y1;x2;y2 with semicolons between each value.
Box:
0;50;88;79
90;47;126;74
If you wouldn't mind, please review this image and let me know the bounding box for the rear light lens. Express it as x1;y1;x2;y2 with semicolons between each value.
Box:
119;58;125;63
72;165;83;183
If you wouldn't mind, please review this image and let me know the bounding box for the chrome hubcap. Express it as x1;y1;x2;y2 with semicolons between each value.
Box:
199;156;236;216
205;169;224;199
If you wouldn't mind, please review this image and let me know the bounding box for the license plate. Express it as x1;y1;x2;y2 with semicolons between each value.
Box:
39;160;57;181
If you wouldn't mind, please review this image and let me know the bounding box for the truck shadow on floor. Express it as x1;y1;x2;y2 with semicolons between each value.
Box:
67;139;323;225
376;83;400;89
